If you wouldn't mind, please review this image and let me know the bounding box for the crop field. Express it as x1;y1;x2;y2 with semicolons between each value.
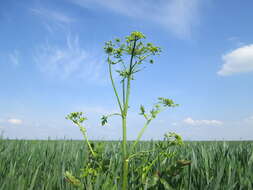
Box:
0;140;252;190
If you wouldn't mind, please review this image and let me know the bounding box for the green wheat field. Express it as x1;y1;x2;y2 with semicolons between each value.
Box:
0;140;253;190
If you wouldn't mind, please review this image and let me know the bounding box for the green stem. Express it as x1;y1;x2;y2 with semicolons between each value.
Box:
130;106;166;152
122;79;126;105
84;133;96;157
122;115;128;190
124;38;137;113
131;119;151;153
123;159;129;190
78;125;96;157
142;156;159;181
108;57;123;113
122;38;137;190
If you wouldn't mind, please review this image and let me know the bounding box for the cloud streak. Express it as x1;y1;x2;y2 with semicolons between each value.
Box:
183;117;223;126
34;34;106;83
30;7;75;33
30;8;75;24
218;44;253;76
69;0;203;38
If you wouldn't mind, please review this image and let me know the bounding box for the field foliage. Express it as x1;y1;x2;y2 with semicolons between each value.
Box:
0;140;253;189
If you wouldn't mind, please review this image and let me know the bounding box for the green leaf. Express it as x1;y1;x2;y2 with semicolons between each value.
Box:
101;115;108;126
139;105;145;115
28;163;42;190
158;97;179;107
66;112;87;125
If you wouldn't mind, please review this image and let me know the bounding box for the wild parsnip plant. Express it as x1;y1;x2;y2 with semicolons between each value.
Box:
66;31;184;189
104;31;182;189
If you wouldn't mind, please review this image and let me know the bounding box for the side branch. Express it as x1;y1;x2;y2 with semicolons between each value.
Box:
130;119;152;152
108;57;123;113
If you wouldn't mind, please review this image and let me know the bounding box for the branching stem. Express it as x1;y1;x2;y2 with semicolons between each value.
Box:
77;124;96;157
131;119;152;153
108;57;123;113
122;38;137;190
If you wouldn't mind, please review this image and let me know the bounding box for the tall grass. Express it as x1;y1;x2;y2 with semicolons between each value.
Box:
0;140;252;189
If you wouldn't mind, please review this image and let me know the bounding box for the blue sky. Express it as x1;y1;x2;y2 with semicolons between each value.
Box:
0;0;253;140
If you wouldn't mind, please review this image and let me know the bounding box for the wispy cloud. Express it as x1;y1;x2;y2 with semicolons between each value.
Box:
34;34;106;83
183;117;223;126
30;8;75;24
69;0;203;39
8;50;20;65
30;7;75;33
218;44;253;76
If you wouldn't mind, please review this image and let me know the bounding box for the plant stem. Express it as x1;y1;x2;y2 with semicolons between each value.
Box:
108;57;123;113
107;55;128;189
124;38;137;114
122;38;137;190
131;119;151;153
78;125;96;157
131;107;166;152
122;115;128;190
84;133;96;157
122;79;126;105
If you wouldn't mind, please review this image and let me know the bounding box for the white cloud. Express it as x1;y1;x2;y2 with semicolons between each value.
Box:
218;44;253;76
8;50;20;65
70;0;203;38
7;118;23;125
34;34;106;83
183;117;223;126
